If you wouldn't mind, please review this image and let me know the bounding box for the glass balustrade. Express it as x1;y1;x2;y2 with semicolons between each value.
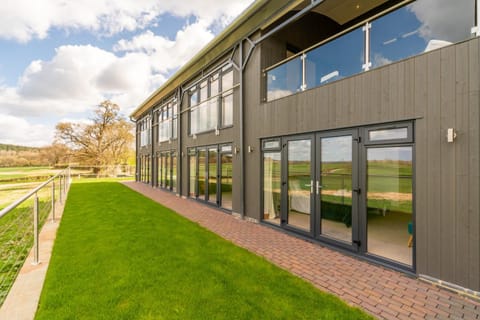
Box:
265;0;476;102
305;27;363;89
266;56;302;101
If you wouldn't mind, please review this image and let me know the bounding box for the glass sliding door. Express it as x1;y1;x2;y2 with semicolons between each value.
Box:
172;152;177;193
188;144;233;208
188;149;197;197
197;148;207;200
286;138;312;232
318;134;353;244
208;147;218;204
366;146;413;266
220;146;233;210
260;122;414;269
165;152;171;189
159;153;165;188
263;151;281;225
155;154;160;187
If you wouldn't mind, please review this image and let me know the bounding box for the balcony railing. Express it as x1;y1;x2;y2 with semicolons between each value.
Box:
266;0;478;101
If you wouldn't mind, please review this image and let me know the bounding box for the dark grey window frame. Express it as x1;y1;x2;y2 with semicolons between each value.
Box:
188;66;235;136
364;122;413;145
260;120;416;273
187;143;234;212
187;147;198;198
154;98;178;144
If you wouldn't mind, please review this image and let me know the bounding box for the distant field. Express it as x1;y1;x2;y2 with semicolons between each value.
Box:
0;167;60;182
0;182;43;210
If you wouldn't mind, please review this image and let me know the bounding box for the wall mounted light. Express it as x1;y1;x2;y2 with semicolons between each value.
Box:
248;146;254;153
192;134;197;140
447;128;457;143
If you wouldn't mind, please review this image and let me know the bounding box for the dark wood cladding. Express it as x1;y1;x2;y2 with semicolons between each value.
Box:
244;37;480;290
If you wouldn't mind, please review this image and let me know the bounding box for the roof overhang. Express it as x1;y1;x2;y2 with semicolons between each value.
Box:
130;0;403;120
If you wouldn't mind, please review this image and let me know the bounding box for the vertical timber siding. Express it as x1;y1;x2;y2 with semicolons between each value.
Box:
243;37;480;291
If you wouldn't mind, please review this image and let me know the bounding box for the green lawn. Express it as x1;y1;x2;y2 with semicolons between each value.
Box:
36;181;372;320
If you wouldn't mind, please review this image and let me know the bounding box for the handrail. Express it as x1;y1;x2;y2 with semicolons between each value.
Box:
262;0;412;74
0;168;69;219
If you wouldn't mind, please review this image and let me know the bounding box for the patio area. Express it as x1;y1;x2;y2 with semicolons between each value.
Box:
124;181;480;320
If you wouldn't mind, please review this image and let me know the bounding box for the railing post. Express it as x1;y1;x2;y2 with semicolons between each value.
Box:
32;192;40;265
59;175;63;204
51;181;56;223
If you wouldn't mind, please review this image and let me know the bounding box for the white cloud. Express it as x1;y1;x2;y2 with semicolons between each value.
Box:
0;0;255;42
0;115;53;147
19;45;115;100
373;53;392;68
409;0;473;43
115;21;216;74
1;17;224;120
0;45;116;117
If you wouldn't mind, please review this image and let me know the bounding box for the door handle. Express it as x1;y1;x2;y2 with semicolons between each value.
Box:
316;181;322;194
305;181;313;193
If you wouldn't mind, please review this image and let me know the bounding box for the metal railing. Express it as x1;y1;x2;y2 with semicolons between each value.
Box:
0;168;71;307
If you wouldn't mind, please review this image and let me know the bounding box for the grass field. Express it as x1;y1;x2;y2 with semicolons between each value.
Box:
35;181;372;320
0;167;65;210
0;167;60;182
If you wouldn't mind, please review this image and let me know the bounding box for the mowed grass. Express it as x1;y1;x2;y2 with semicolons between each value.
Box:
35;182;372;320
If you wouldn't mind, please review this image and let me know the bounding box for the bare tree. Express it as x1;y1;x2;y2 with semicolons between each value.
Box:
55;100;134;172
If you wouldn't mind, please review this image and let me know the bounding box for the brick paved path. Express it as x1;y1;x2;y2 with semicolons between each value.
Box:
123;182;480;320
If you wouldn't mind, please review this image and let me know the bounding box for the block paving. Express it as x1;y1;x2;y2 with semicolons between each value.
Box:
124;181;480;320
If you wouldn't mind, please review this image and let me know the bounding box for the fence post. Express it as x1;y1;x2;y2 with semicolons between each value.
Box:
33;192;40;265
51;180;56;223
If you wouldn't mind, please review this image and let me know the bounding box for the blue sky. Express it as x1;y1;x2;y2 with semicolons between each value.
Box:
0;0;254;147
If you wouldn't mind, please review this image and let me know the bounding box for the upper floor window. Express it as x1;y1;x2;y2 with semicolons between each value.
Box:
265;0;477;101
139;116;151;147
156;99;178;143
190;66;235;135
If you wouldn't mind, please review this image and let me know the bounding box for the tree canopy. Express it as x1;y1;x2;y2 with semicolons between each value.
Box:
55;100;134;168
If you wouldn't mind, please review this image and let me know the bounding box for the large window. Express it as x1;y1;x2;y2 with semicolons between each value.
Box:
261;121;415;268
156;99;178;143
188;148;197;197
140;155;150;183
266;0;477;101
220;145;233;210
188;144;233;210
190;66;235;135
139;116;151;147
263;140;282;225
156;150;177;192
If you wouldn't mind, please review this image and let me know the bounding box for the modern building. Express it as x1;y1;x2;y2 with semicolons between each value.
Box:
131;0;480;295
